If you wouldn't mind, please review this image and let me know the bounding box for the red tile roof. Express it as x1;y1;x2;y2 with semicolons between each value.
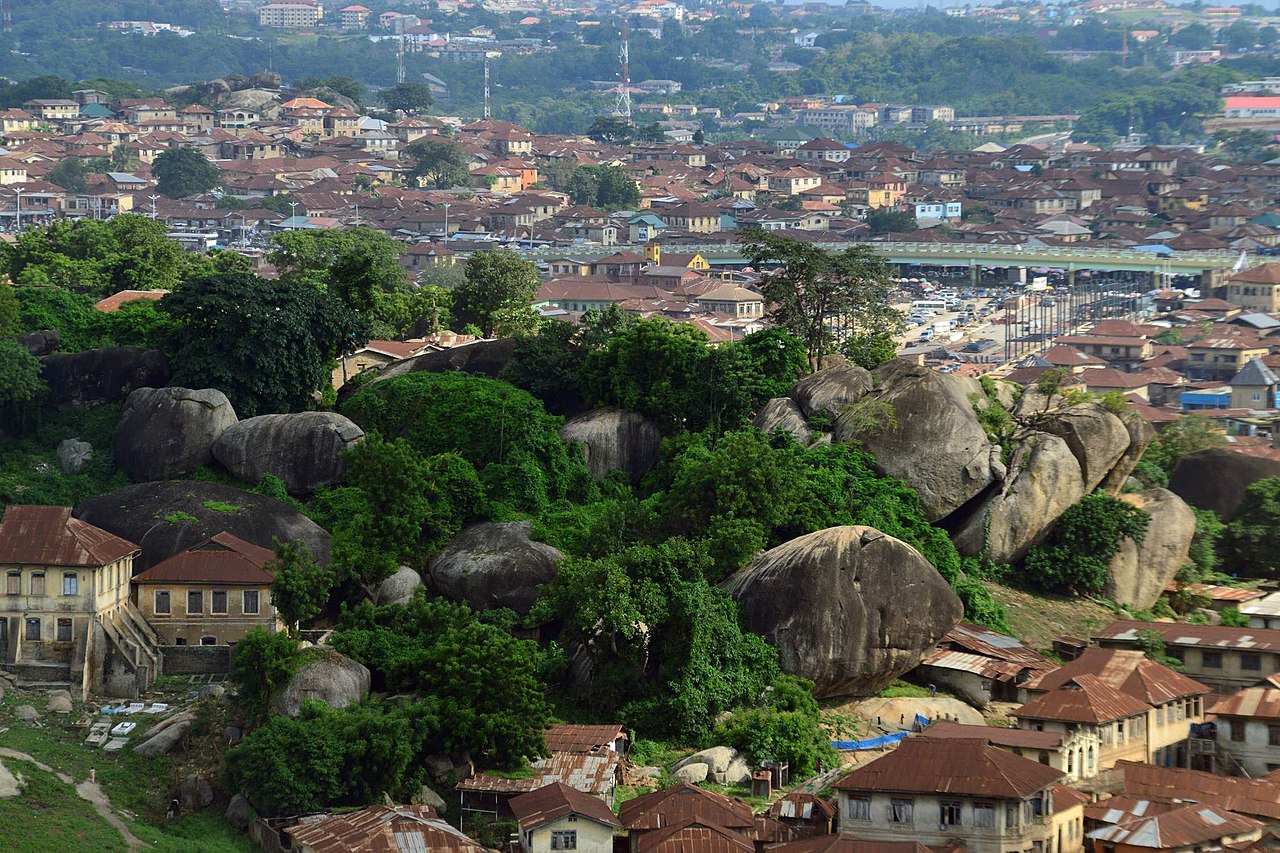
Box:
0;505;137;567
833;736;1063;799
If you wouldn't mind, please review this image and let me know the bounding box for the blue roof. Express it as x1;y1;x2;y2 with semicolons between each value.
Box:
1134;245;1174;253
81;104;115;117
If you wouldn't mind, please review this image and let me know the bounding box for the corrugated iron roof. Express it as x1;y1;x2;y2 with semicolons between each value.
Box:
1084;793;1181;825
458;751;616;796
763;840;938;853
920;649;1033;681
1024;648;1209;705
542;723;626;754
636;820;754;853
1117;761;1280;821
133;532;275;586
0;505;137;567
1096;620;1280;652
285;805;487;853
509;782;621;831
1085;802;1261;848
1211;687;1280;721
925;721;1064;751
1053;784;1089;815
833;736;1063;799
766;793;836;823
1014;674;1153;724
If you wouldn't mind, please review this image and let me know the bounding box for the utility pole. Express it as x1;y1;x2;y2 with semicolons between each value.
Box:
483;57;491;121
289;200;298;229
442;202;450;243
148;194;158;219
13;187;20;231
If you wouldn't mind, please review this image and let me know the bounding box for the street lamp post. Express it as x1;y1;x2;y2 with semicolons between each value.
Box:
148;194;159;219
442;202;450;244
13;188;21;231
289;201;298;230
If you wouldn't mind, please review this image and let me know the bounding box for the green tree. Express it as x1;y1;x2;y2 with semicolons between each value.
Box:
152;147;222;198
1024;493;1151;594
840;329;899;371
565;165;640;210
866;209;918;234
0;337;45;430
46;157;90;192
227;628;300;724
162;271;367;416
266;541;334;636
379;82;434;114
741;229;899;370
405;139;470;189
587;116;632;143
1142;413;1227;475
0;277;18;336
738;328;809;399
453;251;540;338
1222;477;1280;577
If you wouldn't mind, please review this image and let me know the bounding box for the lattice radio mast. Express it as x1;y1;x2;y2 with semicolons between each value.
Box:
396;33;406;84
2;0;12;33
614;20;631;124
483;57;491;120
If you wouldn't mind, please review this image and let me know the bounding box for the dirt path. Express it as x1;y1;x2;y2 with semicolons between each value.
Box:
0;747;143;852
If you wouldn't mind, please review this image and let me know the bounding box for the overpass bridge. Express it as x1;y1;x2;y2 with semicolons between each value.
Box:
520;240;1252;285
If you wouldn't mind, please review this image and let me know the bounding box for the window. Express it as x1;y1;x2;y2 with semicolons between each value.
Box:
550;831;577;850
187;590;203;614
30;573;44;596
1203;651;1223;669
1243;653;1262;671
200;635;217;646
890;799;914;825
1269;726;1280;747
940;801;963;828
6;571;18;595
1254;393;1263;402
155;591;170;615
24;618;39;640
847;796;870;821
211;590;227;614
1167;647;1185;663
175;637;187;646
1232;720;1247;742
974;802;995;829
1006;803;1019;829
62;573;77;596
243;590;260;615
56;618;71;642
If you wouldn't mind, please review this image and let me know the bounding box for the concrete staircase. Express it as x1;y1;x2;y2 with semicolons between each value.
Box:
98;603;162;693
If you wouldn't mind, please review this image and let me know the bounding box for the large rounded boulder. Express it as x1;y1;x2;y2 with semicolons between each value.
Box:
427;521;563;615
1100;409;1156;495
1170;447;1280;519
1105;488;1197;610
213;412;364;495
752;398;811;445
724;526;963;698
835;360;999;522
271;652;370;717
74;481;332;570
789;364;873;420
114;387;238;481
558;407;661;483
40;347;169;407
1034;403;1132;492
953;431;1085;564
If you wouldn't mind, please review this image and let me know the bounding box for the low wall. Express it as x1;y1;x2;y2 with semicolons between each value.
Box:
159;645;230;675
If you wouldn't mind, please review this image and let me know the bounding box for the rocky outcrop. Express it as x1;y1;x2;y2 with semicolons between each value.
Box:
213;412;363;494
1034;404;1131;492
225;794;254;832
789;364;873;420
752;398;811;444
57;439;93;474
427;521;563;615
377;566;423;606
114;387;238;481
1105;488;1197;610
364;338;517;385
836;360;999;522
40;347;169;407
1169;448;1280;519
953;431;1085;565
175;775;215;812
672;747;751;785
17;329;58;356
724;525;963;698
74;481;332;570
46;690;72;714
133;713;195;756
1099;409;1156;495
272;653;371;717
558;407;662;483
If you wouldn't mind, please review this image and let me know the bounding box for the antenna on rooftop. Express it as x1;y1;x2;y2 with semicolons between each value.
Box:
615;20;632;124
483;56;491;120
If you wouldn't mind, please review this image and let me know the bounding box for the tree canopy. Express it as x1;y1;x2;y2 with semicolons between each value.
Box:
152;147;222;198
452;250;541;338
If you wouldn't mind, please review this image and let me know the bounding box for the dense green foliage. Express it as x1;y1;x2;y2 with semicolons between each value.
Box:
152;147;222;198
712;676;838;777
1140;413;1227;476
565;165;641;210
340;371;592;514
227;628;304;726
406;139;470;190
452;251;541;338
1222;477;1280;578
266;541;334;637
1024;493;1151;594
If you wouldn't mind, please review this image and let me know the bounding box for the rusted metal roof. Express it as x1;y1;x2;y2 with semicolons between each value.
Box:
509;782;621;832
1086;802;1261;848
635;820;755;853
132;532;275;586
766;793;836;823
285;805;488;853
542;723;626;754
1084;793;1182;825
1052;784;1089;815
1014;674;1153;724
1096;620;1280;652
0;505;137;567
833;736;1063;799
923;624;1059;683
1025;648;1209;705
1211;687;1280;722
1117;761;1280;822
764;839;937;853
925;720;1064;751
1167;583;1265;605
458;751;616;796
621;784;755;832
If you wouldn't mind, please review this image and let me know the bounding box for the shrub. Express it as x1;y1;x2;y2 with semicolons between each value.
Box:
1023;493;1151;595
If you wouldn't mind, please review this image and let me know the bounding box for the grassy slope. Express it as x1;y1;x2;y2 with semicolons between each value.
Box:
986;581;1117;655
0;763;125;853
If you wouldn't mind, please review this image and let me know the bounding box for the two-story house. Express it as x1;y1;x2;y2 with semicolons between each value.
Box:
1209;688;1280;777
1226;263;1280;313
1094;620;1280;692
130;532;280;646
510;782;620;853
1013;675;1152;776
834;736;1083;853
1184;335;1271;382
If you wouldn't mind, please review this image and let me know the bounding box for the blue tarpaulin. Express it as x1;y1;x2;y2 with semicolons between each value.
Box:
915;713;930;728
831;731;910;751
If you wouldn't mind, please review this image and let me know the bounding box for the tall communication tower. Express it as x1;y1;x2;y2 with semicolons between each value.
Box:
396;33;406;84
1;0;12;33
483;57;491;120
614;20;632;124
